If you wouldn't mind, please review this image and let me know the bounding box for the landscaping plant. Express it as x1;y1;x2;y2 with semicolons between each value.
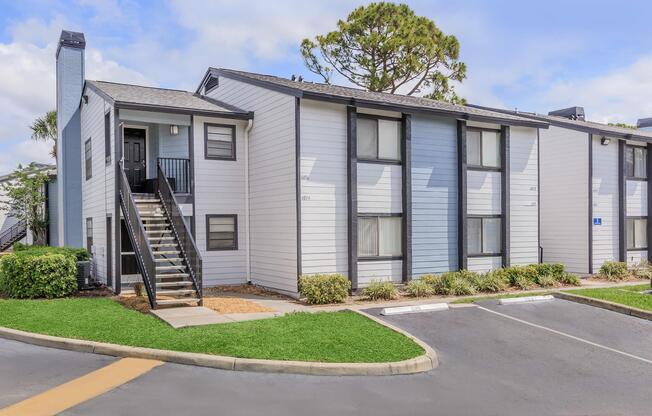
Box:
598;261;629;281
473;270;509;292
298;273;351;304
362;280;398;300
0;251;77;298
405;279;434;297
630;261;652;279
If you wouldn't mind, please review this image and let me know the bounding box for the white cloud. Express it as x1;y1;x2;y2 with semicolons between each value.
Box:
537;55;652;124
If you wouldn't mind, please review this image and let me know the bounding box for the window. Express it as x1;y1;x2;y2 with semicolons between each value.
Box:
625;146;647;179
205;124;236;160
467;129;501;169
104;111;111;164
357;215;402;258
86;217;93;252
626;218;647;250
357;117;401;162
84;138;92;180
468;216;502;255
206;215;237;250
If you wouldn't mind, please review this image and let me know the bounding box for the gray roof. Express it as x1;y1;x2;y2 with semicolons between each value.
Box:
468;104;652;142
206;68;548;128
86;80;252;119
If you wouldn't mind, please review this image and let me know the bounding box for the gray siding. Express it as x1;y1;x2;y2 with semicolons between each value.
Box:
411;115;458;275
592;135;619;271
192;116;248;286
47;180;59;245
209;77;298;294
540;126;589;274
357;164;402;213
299;100;348;276
509;127;539;266
467;171;501;215
358;260;402;285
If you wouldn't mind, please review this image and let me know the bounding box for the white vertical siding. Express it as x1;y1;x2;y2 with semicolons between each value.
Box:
540;126;589;273
509;127;539;266
192;116;248;286
80;88;115;284
299;100;348;275
357;164;402;213
467;171;501;215
592;135;619;271
208;77;298;294
411;115;458;275
358;260;402;286
467;256;502;273
626;180;648;216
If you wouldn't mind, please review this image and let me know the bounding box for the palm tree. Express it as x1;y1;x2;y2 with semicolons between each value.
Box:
30;110;57;158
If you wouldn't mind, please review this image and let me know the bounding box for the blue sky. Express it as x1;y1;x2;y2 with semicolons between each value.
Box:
1;0;652;174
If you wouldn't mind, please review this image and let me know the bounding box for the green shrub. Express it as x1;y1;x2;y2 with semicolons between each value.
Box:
298;273;351;304
503;265;539;288
362;280;397;300
536;274;557;288
421;274;440;287
534;263;565;279
13;243;90;262
512;273;537;290
0;252;77;298
473;270;508;292
630;261;652;279
405;279;434;297
599;261;629;281
433;272;476;296
557;272;581;286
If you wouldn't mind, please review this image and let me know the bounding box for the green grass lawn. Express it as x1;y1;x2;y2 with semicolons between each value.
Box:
567;284;652;312
451;291;552;304
0;297;423;363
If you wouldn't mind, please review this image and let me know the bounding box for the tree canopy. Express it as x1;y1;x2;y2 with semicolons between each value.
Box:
30;110;57;158
300;2;466;103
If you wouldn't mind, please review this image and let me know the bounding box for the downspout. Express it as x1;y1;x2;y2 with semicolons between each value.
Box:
244;119;253;283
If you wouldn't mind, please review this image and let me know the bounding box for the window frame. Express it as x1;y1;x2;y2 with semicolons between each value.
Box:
625;144;647;180
357;213;403;261
84;138;92;180
467;215;503;257
104;110;111;165
205;214;238;251
466;127;502;171
356;114;403;164
626;216;648;251
86;217;93;252
204;123;236;161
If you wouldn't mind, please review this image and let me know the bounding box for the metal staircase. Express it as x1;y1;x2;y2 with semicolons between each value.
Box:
119;161;202;309
0;220;27;252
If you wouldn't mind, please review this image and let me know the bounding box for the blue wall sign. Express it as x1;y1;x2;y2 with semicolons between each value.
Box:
593;218;602;225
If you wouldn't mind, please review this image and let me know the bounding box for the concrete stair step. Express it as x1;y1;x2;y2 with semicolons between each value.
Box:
156;298;200;305
156;281;193;288
156;289;196;296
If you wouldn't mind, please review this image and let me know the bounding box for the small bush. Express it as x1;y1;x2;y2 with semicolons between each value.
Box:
503;265;539;288
599;261;629;281
534;263;565;279
0;252;77;298
433;272;476;296
13;243;90;262
473;270;508;293
536;274;557;288
512;273;537;290
630;261;652;279
557;272;581;286
405;280;434;297
133;282;144;297
420;274;440;287
298;273;351;304
362;280;397;300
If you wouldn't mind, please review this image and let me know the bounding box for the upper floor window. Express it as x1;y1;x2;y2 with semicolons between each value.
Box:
357;117;402;162
104;111;111;164
625;146;647;179
84;138;92;180
467;128;501;169
205;124;236;160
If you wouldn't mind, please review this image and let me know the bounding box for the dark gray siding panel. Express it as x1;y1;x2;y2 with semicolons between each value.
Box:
411;115;459;275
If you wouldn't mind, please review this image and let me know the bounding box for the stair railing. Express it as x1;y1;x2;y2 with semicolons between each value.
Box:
157;162;202;303
0;220;26;251
119;161;157;308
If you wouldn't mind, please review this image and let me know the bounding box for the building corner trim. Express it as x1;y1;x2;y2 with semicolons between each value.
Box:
347;107;358;289
501;125;510;267
457;120;468;270
401;113;412;282
295;97;302;279
618;139;626;264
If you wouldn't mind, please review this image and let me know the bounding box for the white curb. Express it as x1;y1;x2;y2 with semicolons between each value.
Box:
381;303;449;316
499;295;554;305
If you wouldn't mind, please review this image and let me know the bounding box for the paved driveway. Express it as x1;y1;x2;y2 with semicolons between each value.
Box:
2;298;652;415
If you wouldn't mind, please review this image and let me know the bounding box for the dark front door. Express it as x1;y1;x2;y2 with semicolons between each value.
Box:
123;128;146;192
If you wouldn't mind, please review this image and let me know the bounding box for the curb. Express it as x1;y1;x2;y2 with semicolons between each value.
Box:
553;292;652;321
0;310;436;376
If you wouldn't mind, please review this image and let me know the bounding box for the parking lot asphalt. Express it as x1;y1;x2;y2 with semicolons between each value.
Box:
2;298;652;415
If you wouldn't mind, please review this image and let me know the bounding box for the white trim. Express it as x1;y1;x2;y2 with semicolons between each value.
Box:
121;124;150;179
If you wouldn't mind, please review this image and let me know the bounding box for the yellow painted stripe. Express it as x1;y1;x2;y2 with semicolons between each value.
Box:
0;358;163;416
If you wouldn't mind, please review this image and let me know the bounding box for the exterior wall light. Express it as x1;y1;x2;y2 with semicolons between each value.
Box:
601;137;610;145
170;125;179;136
